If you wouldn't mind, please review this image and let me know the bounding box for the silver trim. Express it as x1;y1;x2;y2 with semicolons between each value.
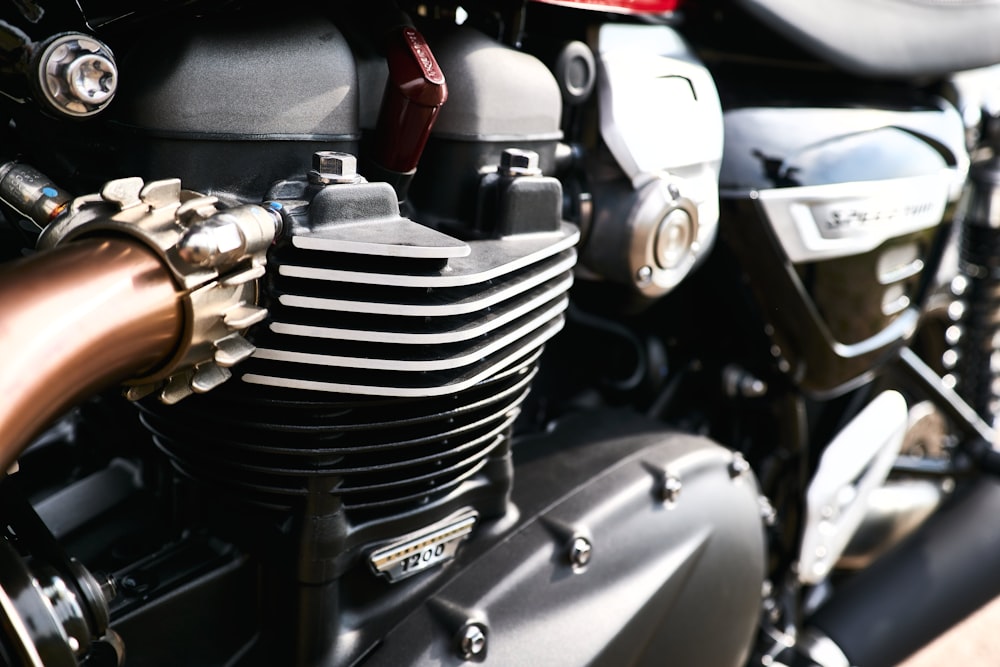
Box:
272;275;572;345
277;251;576;317
369;510;479;582
243;317;564;397
291;216;470;258
280;225;579;288
597;24;723;183
752;173;952;263
255;298;567;372
799;390;907;584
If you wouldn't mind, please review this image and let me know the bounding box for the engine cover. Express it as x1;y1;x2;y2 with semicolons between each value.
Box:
718;91;967;394
363;411;767;667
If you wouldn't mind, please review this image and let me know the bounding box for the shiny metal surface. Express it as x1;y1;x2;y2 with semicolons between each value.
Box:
588;23;722;297
249;183;577;396
38;176;279;403
0;238;182;473
838;479;945;570
799;390;907;584
35;33;118;117
0;162;72;228
753;175;950;264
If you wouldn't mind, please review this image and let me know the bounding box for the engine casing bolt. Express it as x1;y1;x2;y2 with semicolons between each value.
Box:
499;148;542;177
729;452;751;478
636;264;653;286
661;475;682;504
569;536;593;568
458;624;487;660
309;151;360;185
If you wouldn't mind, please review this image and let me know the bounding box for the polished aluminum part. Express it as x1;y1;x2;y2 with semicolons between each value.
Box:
799;390;907;584
588;24;721;297
36;34;118;117
247;203;578;396
369;510;478;583
36;177;279;403
837;479;946;570
628;177;701;295
0;238;181;494
837;401;951;570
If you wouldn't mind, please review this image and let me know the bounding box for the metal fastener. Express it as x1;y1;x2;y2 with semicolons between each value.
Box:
499;148;542;177
729;452;751;478
636;265;653;286
459;624;487;659
568;536;592;568
308;151;360;185
661;475;682;504
36;34;118;117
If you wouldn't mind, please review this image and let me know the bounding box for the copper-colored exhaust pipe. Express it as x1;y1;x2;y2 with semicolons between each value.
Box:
0;237;183;473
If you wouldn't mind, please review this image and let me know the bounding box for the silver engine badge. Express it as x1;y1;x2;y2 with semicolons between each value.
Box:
369;510;479;582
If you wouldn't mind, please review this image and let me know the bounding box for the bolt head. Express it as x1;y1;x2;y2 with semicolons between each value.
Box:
66;54;116;104
459;624;487;659
729;452;751;478
37;34;118;117
499;148;541;176
636;265;654;286
309;151;358;184
569;537;593;568
661;475;682;503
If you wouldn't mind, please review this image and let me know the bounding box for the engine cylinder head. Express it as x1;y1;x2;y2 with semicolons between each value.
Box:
139;168;577;580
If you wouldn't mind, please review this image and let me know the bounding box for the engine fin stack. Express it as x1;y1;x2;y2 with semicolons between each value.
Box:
244;194;577;396
139;176;577;565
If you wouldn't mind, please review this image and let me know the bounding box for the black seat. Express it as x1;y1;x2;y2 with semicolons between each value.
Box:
736;0;1000;78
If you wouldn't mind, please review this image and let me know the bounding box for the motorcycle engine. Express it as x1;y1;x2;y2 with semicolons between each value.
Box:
0;3;767;666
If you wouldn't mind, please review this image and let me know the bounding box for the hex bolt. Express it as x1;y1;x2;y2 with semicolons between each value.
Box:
458;624;487;660
309;151;359;185
660;475;682;504
729;452;751;479
568;536;593;568
636;265;653;286
499;148;542;177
